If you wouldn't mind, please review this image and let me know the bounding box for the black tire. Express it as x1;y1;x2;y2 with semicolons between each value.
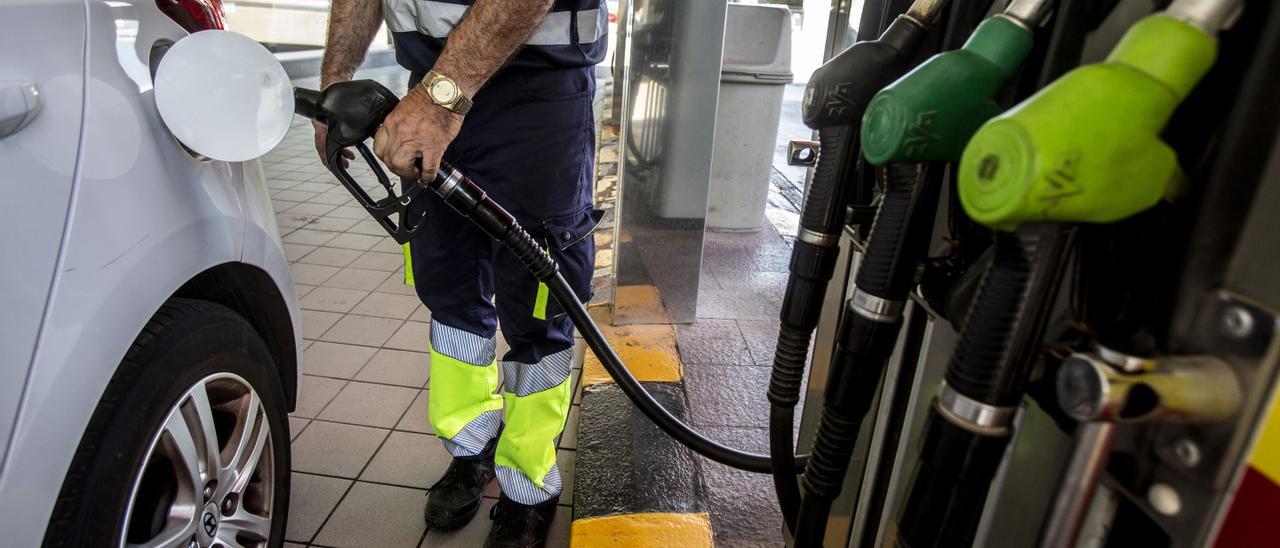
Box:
42;298;291;547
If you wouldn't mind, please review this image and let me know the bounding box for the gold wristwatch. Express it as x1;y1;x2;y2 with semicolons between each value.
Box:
420;69;473;115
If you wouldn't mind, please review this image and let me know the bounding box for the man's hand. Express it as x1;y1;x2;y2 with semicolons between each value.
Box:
372;85;464;182
313;121;357;169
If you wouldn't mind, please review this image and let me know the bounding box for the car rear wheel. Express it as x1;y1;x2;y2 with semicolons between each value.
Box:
43;298;290;548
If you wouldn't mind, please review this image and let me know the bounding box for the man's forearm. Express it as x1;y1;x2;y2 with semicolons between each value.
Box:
433;0;556;97
321;0;383;88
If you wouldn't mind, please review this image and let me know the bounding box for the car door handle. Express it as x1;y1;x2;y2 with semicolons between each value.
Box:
0;81;41;140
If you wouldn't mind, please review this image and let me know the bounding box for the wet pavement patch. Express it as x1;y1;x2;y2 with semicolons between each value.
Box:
573;382;706;520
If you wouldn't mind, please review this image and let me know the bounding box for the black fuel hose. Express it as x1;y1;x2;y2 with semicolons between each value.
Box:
423;163;804;474
771;11;938;530
792;163;942;547
769;125;856;529
894;226;1074;548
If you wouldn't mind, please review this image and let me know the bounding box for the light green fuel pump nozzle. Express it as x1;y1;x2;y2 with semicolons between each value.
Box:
956;3;1229;231
860;1;1048;165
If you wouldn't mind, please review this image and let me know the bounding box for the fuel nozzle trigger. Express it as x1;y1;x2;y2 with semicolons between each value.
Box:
294;81;427;244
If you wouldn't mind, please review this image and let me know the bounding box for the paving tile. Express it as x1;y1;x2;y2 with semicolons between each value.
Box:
305;216;360;233
291;181;334;193
267;177;299;190
684;363;771;428
325;267;392;291
308;192;352;206
297;246;364;268
676;318;752;365
698;427;784;546
396;390;433;434
361;431;452;489
372;236;403;254
319;314;402;347
299;286;370;314
290;375;345;418
272;200;300;213
273;189;320;202
276;212;310;228
318;381;419;428
299;309;342;340
408;304;431;322
557;449;576;505
291;420;388;477
420;497;495;547
697;288;783;321
283;243;317;263
283;228;339;247
349;219;393;236
303;341;378;379
557;404;579;450
385;321;430;352
378;275;420;296
293;284;316;299
356;348;429;387
327;204;372;220
285;473;352;543
351;291;421;319
326;232;385;251
290;262;341;286
286;202;339;217
738;319;782;366
350;250;405;271
315;482;427;548
288;417;309;441
545;505;571;548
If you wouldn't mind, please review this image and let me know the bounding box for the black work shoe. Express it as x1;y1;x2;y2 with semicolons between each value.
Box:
483;494;559;548
424;449;496;531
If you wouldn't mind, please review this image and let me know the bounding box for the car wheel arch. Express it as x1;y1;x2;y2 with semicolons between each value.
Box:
172;261;299;410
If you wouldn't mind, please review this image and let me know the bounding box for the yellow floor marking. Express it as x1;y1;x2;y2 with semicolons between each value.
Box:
613;284;671;323
570;513;713;547
581;297;683;387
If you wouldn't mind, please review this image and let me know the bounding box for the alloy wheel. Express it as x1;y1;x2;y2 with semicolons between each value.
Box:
120;372;275;548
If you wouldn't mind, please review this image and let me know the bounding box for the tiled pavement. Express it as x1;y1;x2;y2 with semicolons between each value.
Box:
679;225;800;547
270;68;581;548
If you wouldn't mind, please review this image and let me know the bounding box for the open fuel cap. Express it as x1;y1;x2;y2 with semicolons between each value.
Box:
153;30;293;162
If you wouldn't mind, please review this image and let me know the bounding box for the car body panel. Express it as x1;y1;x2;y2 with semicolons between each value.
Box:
0;1;300;543
0;0;86;470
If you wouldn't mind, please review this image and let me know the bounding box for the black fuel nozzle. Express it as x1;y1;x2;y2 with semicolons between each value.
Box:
293;81;427;244
801;12;935;130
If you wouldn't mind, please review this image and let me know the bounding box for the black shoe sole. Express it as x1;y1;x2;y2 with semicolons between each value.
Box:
425;497;483;532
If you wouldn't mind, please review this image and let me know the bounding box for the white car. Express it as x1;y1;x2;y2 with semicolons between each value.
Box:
0;0;299;546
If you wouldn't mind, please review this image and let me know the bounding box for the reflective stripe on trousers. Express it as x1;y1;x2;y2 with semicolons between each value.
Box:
428;320;573;504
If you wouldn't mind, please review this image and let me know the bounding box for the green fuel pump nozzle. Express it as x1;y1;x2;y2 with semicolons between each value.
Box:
956;11;1219;231
792;2;1055;544
860;11;1039;165
893;3;1235;546
767;0;950;534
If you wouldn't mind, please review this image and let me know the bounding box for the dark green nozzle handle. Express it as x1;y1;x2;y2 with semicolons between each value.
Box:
860;15;1034;165
957;13;1218;231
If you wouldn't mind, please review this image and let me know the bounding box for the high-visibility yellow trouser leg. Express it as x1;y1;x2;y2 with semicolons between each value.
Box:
428;321;504;456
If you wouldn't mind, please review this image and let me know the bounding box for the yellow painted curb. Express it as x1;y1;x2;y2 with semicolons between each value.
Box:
581;300;683;387
570;513;714;547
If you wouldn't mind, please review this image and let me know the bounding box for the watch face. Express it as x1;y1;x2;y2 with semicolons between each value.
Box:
430;79;458;103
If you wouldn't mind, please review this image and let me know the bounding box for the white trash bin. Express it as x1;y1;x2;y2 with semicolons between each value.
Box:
707;4;793;231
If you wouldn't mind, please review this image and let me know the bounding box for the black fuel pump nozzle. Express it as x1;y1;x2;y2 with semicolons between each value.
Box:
768;0;948;537
293;83;429;245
